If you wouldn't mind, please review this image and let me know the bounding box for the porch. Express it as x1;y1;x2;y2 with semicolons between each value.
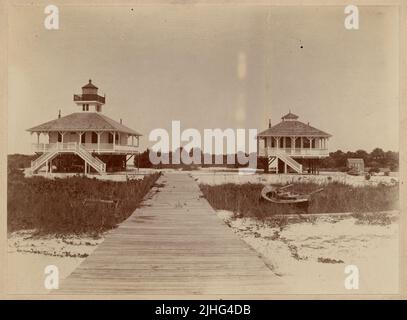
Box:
258;147;329;158
257;136;330;159
31;130;140;155
32;142;139;154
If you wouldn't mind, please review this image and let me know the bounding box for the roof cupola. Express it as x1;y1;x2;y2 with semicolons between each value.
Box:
73;79;106;113
281;110;299;121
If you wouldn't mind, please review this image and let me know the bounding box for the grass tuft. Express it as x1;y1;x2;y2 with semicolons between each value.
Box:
317;257;344;264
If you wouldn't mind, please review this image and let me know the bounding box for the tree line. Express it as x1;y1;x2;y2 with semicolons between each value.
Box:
320;148;398;171
134;147;399;171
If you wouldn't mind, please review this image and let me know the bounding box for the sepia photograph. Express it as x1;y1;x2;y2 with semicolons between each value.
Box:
2;0;403;300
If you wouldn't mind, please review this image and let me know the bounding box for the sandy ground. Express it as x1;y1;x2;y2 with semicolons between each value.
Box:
9;168;399;295
193;168;399;294
216;210;399;294
8;214;398;295
191;169;398;187
7;230;105;295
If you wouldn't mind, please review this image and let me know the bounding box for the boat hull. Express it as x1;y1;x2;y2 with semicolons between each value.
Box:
260;184;318;214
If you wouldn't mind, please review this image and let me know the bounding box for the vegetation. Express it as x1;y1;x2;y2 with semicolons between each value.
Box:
134;147;399;172
199;182;399;219
7;154;36;171
8;168;160;235
320;148;399;172
317;257;344;264
352;211;395;226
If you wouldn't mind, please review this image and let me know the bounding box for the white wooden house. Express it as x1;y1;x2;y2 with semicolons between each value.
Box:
257;112;332;174
27;80;142;174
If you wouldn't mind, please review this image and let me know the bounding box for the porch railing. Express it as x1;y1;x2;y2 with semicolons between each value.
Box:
32;142;138;153
73;94;105;103
258;147;329;157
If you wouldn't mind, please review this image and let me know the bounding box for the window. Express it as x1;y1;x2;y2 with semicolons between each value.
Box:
57;132;62;142
108;133;113;144
82;104;89;111
285;137;291;148
295;138;301;148
96;105;101;112
81;133;86;143
115;133;119;144
91;132;98;144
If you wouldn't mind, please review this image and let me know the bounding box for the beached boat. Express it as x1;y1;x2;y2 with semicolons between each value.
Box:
261;184;324;213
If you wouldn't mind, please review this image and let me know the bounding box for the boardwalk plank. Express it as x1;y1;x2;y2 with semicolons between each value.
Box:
58;172;283;295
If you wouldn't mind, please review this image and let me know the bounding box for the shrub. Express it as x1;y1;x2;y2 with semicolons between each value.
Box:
317;257;344;264
8;154;36;172
369;167;380;174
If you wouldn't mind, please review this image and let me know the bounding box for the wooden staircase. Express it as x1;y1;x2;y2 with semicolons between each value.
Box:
267;151;303;174
31;142;106;174
30;150;58;173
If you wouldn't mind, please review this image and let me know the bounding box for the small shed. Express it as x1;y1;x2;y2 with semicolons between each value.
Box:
347;158;364;173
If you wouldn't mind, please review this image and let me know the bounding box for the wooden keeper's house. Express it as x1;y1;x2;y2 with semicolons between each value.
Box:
257;112;332;174
27;80;142;175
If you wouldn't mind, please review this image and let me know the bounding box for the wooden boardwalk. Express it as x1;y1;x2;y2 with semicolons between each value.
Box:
58;172;283;295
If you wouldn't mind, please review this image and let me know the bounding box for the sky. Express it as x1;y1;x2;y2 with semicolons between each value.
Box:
7;4;399;154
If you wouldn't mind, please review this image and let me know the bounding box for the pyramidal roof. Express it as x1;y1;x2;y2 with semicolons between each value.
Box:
281;111;299;120
82;79;98;89
258;113;331;138
27;112;142;136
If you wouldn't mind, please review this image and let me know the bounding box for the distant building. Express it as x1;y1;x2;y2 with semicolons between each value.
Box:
257;112;332;174
27;80;142;174
347;158;365;174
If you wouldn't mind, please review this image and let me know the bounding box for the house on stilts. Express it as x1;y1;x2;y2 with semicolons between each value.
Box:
257;112;332;174
27;80;142;175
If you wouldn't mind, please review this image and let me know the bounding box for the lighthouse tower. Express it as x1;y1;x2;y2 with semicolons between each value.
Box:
73;79;106;113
